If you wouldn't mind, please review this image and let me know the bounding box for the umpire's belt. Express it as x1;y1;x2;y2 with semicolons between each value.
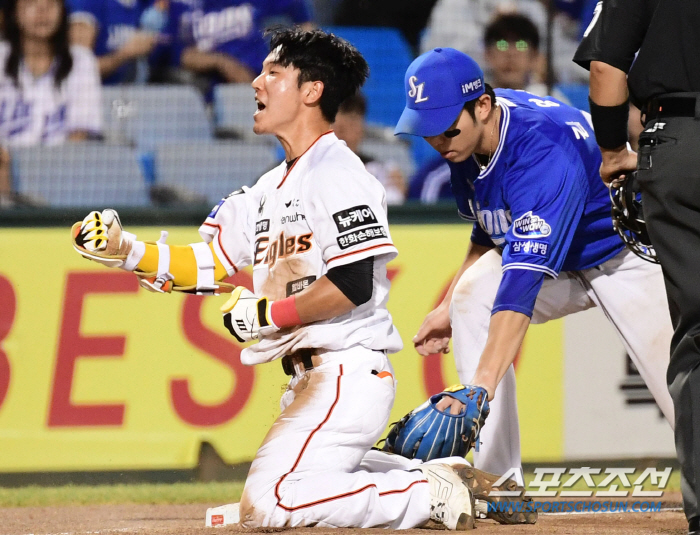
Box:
644;93;700;124
281;348;316;377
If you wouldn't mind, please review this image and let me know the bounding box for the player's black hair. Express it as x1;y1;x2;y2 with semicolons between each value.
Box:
484;13;540;52
464;83;497;122
267;27;369;123
337;92;367;117
3;0;73;88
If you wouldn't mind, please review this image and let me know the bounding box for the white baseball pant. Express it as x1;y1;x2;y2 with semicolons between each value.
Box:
450;247;674;483
239;346;431;529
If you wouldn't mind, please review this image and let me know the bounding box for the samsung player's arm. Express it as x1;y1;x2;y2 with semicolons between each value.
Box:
467;139;588;398
470;310;531;400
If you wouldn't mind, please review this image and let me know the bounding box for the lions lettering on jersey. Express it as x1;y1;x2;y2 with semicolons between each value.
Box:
470;201;511;246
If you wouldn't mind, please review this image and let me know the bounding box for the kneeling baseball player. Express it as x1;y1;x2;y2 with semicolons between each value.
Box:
394;48;675;487
70;29;533;530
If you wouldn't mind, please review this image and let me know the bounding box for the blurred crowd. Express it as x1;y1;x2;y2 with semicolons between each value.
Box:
0;0;602;208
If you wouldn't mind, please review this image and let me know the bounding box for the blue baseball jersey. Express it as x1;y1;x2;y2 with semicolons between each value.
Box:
68;0;153;84
449;88;624;316
170;0;312;74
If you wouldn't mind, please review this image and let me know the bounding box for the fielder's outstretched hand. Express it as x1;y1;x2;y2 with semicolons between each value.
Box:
413;303;452;356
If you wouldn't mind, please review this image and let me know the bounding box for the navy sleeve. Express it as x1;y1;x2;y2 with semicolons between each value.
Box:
471;223;495;248
493;269;545;317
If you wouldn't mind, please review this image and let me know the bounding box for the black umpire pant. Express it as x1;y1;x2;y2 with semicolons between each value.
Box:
637;102;700;521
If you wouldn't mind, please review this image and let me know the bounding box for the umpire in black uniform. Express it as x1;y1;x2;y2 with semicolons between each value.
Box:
574;2;700;533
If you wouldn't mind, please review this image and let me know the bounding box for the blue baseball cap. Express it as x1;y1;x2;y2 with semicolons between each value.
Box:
394;48;485;137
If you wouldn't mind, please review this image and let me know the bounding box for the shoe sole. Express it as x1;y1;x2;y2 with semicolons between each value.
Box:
456;512;474;530
455;466;537;525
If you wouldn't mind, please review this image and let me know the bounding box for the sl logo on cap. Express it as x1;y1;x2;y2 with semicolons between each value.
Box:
408;76;429;104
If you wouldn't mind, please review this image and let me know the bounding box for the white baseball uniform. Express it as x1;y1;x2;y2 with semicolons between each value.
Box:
199;132;431;528
0;44;102;146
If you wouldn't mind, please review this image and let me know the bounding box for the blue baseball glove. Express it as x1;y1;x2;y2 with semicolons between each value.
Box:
382;384;490;461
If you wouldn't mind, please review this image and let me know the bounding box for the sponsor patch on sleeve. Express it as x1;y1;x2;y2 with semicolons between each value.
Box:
512;211;551;238
286;276;317;297
208;199;225;218
337;225;388;250
332;205;378;232
511;240;549;257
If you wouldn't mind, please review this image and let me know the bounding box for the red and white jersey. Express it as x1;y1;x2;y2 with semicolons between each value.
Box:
0;44;102;147
199;131;403;364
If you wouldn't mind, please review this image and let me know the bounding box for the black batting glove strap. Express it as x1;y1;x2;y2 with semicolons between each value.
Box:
258;297;271;328
588;97;630;150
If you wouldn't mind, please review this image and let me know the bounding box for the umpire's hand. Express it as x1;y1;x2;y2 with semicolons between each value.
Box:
600;146;637;184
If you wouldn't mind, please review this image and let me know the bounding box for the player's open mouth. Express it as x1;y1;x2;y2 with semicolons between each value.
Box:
255;100;266;114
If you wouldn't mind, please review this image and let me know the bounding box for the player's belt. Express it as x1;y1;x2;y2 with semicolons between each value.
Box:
281;349;316;377
644;93;700;124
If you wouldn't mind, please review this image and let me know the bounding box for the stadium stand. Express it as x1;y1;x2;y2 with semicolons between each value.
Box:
102;86;212;148
11;143;150;207
323;26;413;127
154;140;277;204
212;84;258;139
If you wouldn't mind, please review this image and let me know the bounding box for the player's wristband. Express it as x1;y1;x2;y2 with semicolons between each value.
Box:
270;296;302;329
588;97;629;150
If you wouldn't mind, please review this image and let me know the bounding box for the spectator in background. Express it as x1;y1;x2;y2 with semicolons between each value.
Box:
333;0;437;54
333;93;407;205
422;0;588;84
0;0;102;206
68;0;162;84
483;13;570;103
167;0;313;90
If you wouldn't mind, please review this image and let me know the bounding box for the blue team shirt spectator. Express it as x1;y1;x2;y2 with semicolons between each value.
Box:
447;88;623;314
68;0;157;84
168;0;312;85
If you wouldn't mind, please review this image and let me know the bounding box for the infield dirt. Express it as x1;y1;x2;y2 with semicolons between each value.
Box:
0;502;687;535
